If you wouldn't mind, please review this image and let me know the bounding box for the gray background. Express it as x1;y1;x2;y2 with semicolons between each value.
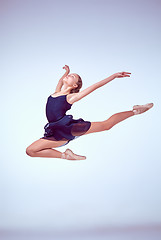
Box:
1;0;161;239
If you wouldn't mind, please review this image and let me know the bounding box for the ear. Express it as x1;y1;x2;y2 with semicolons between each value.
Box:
73;84;78;88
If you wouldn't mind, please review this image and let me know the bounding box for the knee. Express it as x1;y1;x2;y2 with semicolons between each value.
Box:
106;125;113;130
103;121;113;131
26;147;35;157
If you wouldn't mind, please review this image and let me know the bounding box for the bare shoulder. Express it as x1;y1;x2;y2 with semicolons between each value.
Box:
67;93;78;104
50;92;78;105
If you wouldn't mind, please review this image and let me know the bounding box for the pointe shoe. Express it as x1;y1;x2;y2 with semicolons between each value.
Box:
62;149;86;160
133;103;154;115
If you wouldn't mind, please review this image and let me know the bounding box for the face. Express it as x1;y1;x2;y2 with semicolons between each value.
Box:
64;73;78;88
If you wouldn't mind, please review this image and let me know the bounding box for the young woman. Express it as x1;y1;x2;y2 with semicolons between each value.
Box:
26;65;154;160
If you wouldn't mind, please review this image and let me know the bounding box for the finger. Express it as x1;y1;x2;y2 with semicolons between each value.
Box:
122;72;131;75
121;74;129;77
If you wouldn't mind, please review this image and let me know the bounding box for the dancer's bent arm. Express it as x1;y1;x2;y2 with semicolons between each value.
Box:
55;65;69;93
72;72;131;103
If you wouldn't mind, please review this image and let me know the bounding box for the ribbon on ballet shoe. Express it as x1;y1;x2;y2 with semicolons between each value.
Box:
66;154;72;160
61;152;73;160
61;153;66;159
133;109;139;115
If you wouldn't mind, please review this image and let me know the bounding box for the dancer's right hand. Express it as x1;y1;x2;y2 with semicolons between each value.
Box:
114;72;131;78
63;65;70;73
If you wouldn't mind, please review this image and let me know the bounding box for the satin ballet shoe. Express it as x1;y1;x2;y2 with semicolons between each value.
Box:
61;149;86;160
133;103;154;115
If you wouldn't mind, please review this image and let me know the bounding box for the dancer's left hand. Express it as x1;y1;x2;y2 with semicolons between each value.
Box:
114;72;131;78
63;65;70;73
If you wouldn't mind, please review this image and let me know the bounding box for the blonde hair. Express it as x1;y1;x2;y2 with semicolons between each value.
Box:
70;75;82;94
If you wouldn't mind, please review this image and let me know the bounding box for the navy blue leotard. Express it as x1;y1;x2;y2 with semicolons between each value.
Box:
40;94;91;144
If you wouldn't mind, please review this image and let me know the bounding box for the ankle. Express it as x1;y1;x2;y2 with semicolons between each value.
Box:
61;152;70;160
132;109;137;115
61;152;66;159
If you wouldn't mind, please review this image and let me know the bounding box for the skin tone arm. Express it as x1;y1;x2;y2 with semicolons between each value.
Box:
54;65;70;93
72;72;131;103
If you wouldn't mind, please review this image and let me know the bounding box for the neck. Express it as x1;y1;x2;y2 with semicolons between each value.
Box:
61;83;73;94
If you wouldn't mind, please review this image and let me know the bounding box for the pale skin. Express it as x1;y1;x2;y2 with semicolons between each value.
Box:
25;65;149;160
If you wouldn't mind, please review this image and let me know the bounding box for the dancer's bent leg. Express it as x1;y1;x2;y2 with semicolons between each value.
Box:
26;147;86;160
26;147;63;158
26;139;86;160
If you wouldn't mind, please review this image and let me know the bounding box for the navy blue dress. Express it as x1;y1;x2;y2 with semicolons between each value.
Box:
40;94;91;145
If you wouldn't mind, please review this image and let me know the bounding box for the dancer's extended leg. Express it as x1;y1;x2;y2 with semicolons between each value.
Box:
104;110;134;130
84;110;134;135
84;103;154;135
104;103;154;129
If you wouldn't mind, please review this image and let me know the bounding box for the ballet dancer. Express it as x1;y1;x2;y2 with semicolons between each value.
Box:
26;65;154;160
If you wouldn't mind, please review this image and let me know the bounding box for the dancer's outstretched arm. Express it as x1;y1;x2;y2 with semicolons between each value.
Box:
72;72;131;103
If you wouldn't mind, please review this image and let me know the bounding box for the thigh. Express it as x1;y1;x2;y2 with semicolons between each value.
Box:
84;121;106;135
26;138;69;152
